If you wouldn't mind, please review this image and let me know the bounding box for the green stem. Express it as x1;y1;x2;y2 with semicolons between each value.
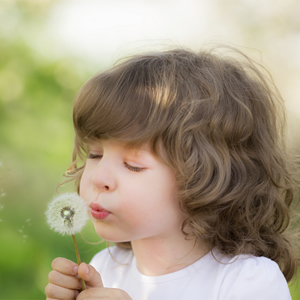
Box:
72;234;86;291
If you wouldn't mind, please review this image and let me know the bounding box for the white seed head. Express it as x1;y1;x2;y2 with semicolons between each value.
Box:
45;193;89;235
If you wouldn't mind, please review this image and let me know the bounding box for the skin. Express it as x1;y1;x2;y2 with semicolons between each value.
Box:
46;259;131;299
45;140;207;299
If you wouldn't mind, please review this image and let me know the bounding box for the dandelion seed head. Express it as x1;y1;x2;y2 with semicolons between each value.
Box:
61;206;75;220
45;193;89;235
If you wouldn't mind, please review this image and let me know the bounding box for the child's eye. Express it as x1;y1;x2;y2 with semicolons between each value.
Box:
87;153;103;159
124;162;146;172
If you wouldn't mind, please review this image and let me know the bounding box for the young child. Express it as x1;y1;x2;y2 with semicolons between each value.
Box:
45;46;299;300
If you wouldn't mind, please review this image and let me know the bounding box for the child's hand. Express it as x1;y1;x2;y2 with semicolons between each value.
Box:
76;262;132;299
45;257;132;300
45;257;82;299
45;257;81;300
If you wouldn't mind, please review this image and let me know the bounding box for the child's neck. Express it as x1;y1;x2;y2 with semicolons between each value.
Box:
131;233;208;276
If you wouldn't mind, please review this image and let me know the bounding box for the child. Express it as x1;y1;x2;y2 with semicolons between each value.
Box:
45;46;299;300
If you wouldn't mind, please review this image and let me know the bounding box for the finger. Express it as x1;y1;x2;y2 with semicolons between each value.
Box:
51;257;78;276
45;282;79;300
77;287;131;300
48;270;81;290
77;287;110;300
78;263;104;288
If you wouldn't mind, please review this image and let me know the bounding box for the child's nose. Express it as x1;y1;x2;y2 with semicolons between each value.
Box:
91;160;116;192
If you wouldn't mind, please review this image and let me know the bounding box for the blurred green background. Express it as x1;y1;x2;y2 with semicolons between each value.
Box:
0;1;299;299
0;2;107;298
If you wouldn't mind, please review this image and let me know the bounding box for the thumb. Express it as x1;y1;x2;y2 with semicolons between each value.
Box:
78;262;104;288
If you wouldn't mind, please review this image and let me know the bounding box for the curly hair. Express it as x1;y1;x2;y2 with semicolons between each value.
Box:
64;46;299;282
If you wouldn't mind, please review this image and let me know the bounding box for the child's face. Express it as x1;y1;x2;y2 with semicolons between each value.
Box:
80;139;185;243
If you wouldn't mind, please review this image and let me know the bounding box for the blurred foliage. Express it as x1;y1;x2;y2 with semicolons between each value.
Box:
0;0;299;299
0;1;106;299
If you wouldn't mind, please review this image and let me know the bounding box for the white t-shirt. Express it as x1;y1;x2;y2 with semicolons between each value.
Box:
90;246;291;300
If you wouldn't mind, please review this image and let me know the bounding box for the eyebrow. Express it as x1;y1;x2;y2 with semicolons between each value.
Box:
126;148;155;163
87;140;156;163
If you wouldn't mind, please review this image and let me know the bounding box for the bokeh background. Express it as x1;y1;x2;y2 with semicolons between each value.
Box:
0;0;300;299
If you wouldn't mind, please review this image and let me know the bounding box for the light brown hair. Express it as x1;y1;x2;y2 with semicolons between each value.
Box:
65;46;299;282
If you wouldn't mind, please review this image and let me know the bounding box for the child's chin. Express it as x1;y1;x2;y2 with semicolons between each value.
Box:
94;227;129;243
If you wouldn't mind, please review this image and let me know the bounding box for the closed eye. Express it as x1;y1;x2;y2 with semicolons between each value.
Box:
87;153;146;172
124;162;146;172
87;153;103;159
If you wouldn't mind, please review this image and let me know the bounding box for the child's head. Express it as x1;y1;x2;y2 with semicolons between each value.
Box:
67;46;298;281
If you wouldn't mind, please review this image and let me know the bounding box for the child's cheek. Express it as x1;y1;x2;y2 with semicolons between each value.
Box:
79;171;89;200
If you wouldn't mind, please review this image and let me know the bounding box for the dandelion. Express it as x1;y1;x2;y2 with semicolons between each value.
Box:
46;193;89;235
45;193;89;290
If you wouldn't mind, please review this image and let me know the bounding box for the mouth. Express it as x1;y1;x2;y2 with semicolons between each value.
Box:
90;202;111;220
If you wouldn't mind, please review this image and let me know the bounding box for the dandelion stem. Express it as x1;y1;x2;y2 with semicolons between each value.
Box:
72;234;86;291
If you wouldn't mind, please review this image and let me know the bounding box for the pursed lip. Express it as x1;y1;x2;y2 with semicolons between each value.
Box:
90;202;111;220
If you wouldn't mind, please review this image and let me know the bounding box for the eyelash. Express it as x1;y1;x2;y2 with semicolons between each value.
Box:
124;162;145;172
87;153;146;173
87;153;102;159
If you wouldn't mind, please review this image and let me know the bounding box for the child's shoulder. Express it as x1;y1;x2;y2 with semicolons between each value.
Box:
231;255;281;278
216;249;282;273
213;250;291;299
